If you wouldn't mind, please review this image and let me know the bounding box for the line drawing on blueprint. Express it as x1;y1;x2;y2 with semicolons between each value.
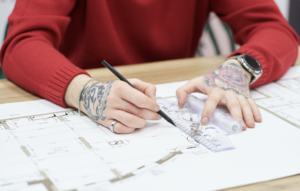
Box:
253;70;300;129
0;109;209;191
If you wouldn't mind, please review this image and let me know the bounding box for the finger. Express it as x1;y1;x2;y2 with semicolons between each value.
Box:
129;78;157;101
115;81;160;112
224;92;247;130
112;110;146;128
112;99;162;120
237;96;255;128
106;119;135;134
247;98;262;122
176;79;199;108
201;89;223;125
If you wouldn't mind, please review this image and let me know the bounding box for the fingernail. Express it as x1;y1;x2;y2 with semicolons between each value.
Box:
246;119;254;124
241;121;247;130
154;105;160;112
201;117;208;125
255;114;262;121
158;115;162;120
178;98;181;104
152;95;156;100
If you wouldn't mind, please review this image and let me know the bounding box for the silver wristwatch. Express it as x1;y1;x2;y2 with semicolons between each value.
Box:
229;54;262;85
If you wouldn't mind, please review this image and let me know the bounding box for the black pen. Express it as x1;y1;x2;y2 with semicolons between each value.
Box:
101;60;176;127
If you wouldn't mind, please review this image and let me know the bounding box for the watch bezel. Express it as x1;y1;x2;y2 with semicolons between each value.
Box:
230;54;263;85
242;54;262;72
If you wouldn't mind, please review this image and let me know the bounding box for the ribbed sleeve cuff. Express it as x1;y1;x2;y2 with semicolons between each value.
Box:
46;65;90;107
228;48;268;88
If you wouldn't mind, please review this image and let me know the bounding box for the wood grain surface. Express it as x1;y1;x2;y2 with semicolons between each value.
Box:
0;56;227;105
0;51;300;190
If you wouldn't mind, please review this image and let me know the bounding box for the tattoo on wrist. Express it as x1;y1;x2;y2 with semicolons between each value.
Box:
79;81;114;121
204;63;250;98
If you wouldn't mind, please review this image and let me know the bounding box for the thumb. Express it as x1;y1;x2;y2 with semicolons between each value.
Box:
176;80;199;108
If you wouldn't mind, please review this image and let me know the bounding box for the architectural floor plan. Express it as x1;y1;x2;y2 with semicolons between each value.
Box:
253;67;300;129
0;107;209;191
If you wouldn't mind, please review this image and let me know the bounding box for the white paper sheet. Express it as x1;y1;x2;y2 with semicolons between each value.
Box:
277;79;300;94
280;65;300;79
103;107;300;191
0;100;70;120
255;82;299;98
250;90;266;99
0;99;210;191
253;68;300;128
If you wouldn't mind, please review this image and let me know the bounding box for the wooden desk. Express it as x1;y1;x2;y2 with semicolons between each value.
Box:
0;55;300;190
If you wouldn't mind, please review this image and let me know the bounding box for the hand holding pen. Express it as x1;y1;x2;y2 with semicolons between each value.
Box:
65;69;170;134
101;60;175;127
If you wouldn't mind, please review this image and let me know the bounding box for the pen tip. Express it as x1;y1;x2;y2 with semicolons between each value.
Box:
169;120;176;127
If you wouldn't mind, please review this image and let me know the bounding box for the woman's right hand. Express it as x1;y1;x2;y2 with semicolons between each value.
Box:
65;75;161;133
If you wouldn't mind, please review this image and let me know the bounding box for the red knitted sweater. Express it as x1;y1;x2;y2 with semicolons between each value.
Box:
0;0;298;107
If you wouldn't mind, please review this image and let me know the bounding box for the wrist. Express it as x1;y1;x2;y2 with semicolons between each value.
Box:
64;74;93;108
222;59;252;85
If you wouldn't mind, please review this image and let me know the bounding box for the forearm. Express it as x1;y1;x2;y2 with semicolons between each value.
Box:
1;39;89;107
65;74;92;108
0;0;83;107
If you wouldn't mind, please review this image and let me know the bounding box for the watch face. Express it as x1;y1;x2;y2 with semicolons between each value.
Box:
244;55;261;71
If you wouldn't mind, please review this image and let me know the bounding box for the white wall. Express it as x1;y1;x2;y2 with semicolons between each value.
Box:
274;0;290;20
0;0;15;47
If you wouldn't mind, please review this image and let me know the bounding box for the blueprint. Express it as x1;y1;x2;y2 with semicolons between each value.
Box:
254;66;300;128
0;101;210;191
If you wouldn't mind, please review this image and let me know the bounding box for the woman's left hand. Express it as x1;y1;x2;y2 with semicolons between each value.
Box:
176;59;262;130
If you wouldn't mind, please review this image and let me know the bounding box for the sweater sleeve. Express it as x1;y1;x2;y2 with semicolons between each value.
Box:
210;0;299;88
0;0;90;107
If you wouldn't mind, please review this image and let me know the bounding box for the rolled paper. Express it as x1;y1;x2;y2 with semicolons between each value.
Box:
184;94;242;135
156;97;235;152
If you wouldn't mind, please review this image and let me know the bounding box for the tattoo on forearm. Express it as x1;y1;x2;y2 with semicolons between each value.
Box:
204;63;250;98
79;81;114;121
